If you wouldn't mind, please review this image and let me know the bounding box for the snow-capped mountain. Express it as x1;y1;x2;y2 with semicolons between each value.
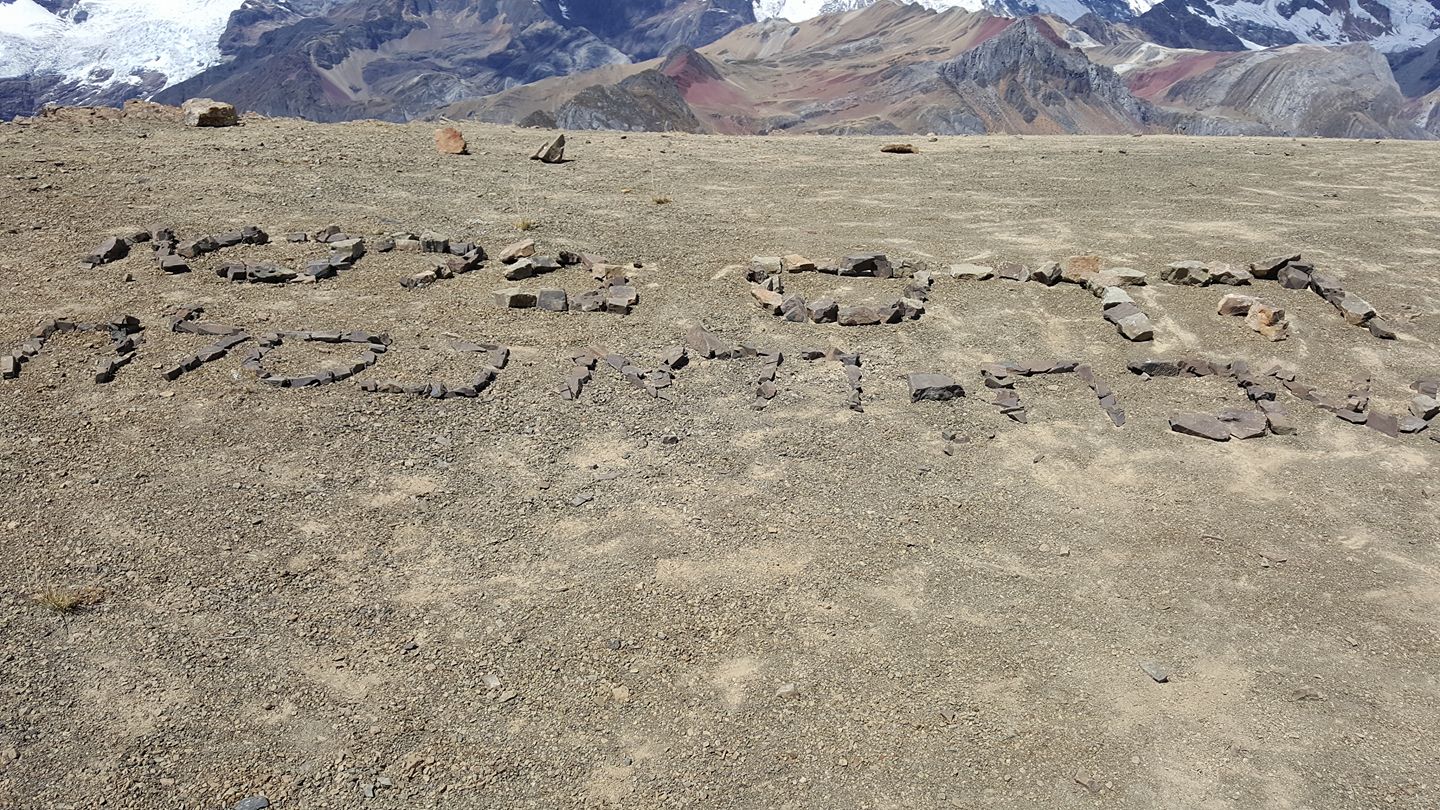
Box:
0;0;245;92
751;0;1440;51
1139;0;1440;52
0;0;755;118
751;0;1153;22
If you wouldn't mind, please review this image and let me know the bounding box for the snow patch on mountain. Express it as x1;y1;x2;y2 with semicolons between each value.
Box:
752;0;1154;21
0;0;244;86
1207;0;1440;51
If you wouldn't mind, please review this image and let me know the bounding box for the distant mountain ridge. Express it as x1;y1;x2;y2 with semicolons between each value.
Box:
2;0;1440;134
0;0;756;119
754;0;1440;51
442;1;1429;138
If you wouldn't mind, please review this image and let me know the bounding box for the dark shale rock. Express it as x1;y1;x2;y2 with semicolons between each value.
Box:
908;373;964;402
1169;412;1231;441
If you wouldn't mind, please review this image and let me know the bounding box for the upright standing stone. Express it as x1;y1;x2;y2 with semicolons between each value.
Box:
532;134;566;163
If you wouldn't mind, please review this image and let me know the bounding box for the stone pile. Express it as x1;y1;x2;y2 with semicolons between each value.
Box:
746;253;929;326
1216;294;1290;341
746;346;784;409
495;241;639;314
172;224;270;262
243;330;389;389
679;325;786;408
1075;363;1127;427
560;344;688;401
2;316;142;383
359;340;508;399
924;254;1157;340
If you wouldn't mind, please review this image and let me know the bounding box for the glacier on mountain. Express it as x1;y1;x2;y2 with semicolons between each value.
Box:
0;0;244;87
751;0;1156;22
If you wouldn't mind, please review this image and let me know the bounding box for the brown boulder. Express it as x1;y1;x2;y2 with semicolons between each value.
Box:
434;127;468;155
1244;304;1290;341
181;98;238;127
1217;293;1258;316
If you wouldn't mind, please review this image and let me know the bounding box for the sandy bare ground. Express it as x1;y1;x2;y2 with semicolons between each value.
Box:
1;115;1438;809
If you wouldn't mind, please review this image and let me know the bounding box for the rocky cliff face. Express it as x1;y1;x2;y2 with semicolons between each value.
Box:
540;0;756;59
1147;43;1427;137
556;67;706;131
1405;86;1440;133
1388;35;1440;97
928;17;1154;132
1131;0;1245;50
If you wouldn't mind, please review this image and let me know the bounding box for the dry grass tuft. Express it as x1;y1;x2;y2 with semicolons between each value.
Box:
514;218;538;231
37;586;106;615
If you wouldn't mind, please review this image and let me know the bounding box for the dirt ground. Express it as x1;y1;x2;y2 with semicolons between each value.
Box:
1;115;1438;809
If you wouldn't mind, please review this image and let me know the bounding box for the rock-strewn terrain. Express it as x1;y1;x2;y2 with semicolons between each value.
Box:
1;115;1439;809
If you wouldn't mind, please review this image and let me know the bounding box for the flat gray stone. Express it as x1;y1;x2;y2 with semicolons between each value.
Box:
1209;264;1253;285
1161;261;1211;286
1169;412;1230;441
946;263;994;281
1099;286;1133;310
907;373;964;402
1217;293;1257;316
536;288;568;312
1335;293;1377;325
494;290;536;308
1249;253;1300;279
806;298;839;323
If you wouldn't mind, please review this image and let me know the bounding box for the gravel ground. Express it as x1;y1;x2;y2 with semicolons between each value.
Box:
1;112;1438;809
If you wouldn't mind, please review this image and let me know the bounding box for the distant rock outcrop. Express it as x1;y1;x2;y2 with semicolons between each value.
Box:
930;18;1153;133
1388;36;1440;97
1155;44;1426;138
556;70;706;133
